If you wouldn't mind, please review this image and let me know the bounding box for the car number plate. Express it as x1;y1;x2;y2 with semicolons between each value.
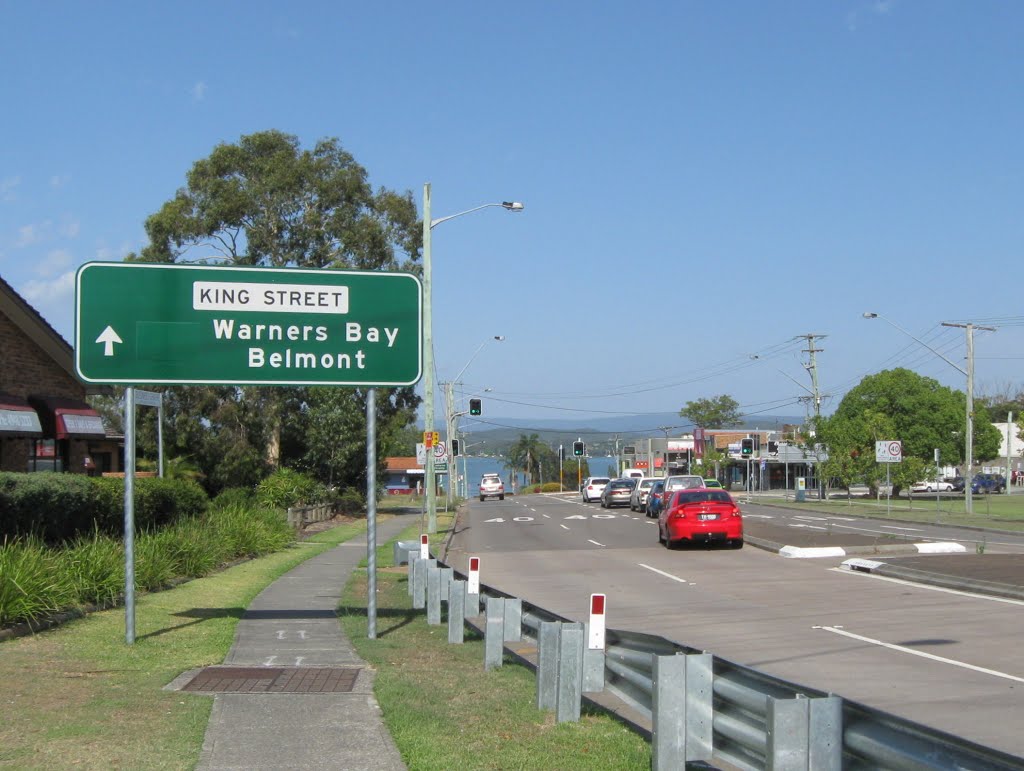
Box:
699;513;718;520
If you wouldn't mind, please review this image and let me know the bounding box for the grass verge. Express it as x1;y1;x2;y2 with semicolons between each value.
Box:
340;520;651;771
0;520;368;770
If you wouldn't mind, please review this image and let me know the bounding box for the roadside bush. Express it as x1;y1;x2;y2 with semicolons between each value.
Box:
134;477;209;529
0;536;74;625
0;472;97;541
208;503;294;558
255;469;326;510
135;529;180;591
540;483;563;493
211;486;256;510
160;518;223;577
335;488;365;516
58;530;124;607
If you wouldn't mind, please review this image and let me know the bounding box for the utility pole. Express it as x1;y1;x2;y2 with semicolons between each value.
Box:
799;333;827;499
942;321;995;514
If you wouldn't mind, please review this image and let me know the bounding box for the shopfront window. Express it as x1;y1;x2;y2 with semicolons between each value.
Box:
28;439;65;472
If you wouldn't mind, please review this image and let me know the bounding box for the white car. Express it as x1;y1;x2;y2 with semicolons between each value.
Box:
479;473;505;501
911;480;954;493
629;477;660;511
581;477;610;503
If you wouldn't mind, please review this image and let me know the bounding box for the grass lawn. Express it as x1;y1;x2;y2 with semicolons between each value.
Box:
760;491;1024;531
0;522;367;770
340;519;651;771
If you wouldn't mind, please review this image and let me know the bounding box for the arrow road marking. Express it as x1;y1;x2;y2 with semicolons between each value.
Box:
95;326;123;356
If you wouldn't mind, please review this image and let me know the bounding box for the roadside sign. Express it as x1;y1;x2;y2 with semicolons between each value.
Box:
875;440;903;463
75;262;422;386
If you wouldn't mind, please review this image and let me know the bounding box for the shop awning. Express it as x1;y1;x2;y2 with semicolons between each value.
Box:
28;396;107;439
0;394;43;438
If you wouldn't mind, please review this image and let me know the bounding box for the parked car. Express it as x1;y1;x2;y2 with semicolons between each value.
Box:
911;480;954;493
600;478;635;508
703;478;723;489
479;473;505;501
581;477;610;503
949;477;966;492
629;477;660;512
972;473;1007;494
645;479;666;518
657;488;744;549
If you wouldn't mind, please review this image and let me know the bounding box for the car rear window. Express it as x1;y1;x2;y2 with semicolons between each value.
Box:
673;491;732;504
593;478;610;484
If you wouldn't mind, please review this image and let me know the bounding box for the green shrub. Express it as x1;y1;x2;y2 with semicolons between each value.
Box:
335;488;365;515
59;531;124;607
210;486;256;510
0;537;74;626
540;482;563;493
0;472;98;541
134;529;179;591
254;469;324;509
208;504;294;558
160;518;222;577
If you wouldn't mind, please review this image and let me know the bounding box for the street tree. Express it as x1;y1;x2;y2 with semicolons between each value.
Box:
816;368;1001;495
128;130;422;486
679;395;742;429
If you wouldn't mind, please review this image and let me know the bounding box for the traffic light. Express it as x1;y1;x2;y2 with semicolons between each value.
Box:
573;441;585;457
451;439;460;457
469;398;481;416
741;437;754;457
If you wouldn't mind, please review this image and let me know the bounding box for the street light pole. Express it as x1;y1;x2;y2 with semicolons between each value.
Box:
421;184;522;534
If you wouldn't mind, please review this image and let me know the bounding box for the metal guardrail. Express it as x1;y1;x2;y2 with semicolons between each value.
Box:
432;557;1023;770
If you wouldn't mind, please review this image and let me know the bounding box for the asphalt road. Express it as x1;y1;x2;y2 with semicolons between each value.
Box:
445;493;1024;759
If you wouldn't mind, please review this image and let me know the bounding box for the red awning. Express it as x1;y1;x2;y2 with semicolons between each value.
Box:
0;393;43;437
28;396;107;440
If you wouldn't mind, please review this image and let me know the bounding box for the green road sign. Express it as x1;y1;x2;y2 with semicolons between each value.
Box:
75;263;422;386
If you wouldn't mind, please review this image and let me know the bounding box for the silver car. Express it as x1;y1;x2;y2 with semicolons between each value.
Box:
629;477;660;511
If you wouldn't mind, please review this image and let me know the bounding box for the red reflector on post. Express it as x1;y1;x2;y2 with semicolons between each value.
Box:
469;557;480;571
588;593;606;650
591;595;605;615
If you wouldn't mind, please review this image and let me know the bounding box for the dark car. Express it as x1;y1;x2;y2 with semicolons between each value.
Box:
645;480;666;518
949;477;966;492
972;473;1007;494
600;478;635;508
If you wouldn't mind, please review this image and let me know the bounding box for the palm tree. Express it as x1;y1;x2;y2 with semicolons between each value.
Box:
506;433;545;488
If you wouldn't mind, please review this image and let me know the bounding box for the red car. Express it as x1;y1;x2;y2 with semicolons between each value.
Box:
657;488;743;549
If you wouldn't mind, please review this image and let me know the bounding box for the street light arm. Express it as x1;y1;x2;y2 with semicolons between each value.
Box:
431;201;524;229
451;336;504;385
750;355;815;395
862;312;967;376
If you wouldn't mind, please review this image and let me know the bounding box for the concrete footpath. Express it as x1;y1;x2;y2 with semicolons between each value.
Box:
175;515;412;771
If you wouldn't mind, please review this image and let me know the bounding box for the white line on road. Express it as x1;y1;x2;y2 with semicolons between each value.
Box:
793;515;828;521
543;514;550;518
560;524;570;530
638;563;689;584
881;526;924;531
588;539;605;547
813;625;1024;684
830;568;1024;605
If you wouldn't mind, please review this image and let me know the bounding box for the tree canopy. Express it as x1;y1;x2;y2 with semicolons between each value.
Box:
679;395;742;429
124;131;423;494
815;368;1001;494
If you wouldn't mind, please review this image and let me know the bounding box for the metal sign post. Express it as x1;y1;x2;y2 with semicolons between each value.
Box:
123;388;136;644
876;440;903;516
366;388;377;639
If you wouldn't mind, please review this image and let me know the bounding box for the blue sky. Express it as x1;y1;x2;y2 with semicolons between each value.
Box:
3;1;1023;429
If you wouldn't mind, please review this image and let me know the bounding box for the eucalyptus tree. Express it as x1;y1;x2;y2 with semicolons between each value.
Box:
128;130;422;488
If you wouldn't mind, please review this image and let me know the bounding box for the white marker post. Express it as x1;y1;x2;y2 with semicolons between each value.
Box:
588;593;606;650
466;556;481;617
420;533;429;560
468;557;481;595
583;593;607;692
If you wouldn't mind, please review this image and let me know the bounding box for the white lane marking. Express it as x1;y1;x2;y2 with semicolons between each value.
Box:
543;514;551;518
829;567;1024;605
813;626;1024;684
294;656;305;666
565;515;588;520
560;524;570;530
263;656;277;666
484;517;505;523
297;630;307;639
744;514;775;519
513;516;534;522
639;563;689;584
592;514;617;519
588;539;605;547
793;515;828;521
881;526;924;531
276;630;287;640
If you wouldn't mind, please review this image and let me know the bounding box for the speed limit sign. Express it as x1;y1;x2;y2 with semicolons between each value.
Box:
875;440;902;463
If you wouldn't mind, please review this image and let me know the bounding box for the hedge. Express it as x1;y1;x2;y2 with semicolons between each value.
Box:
0;472;208;544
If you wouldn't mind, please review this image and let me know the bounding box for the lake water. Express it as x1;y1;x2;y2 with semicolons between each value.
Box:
457;455;618;496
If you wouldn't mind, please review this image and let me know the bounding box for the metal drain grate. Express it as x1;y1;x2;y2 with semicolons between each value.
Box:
181;666;360;693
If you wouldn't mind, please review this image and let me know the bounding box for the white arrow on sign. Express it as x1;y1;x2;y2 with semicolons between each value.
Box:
95;326;123;356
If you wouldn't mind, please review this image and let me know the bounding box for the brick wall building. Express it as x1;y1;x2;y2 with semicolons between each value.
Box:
0;275;118;473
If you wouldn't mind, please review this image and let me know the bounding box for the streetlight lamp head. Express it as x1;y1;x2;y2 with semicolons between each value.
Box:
502;201;524;211
494;335;505;341
862;312;878;319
